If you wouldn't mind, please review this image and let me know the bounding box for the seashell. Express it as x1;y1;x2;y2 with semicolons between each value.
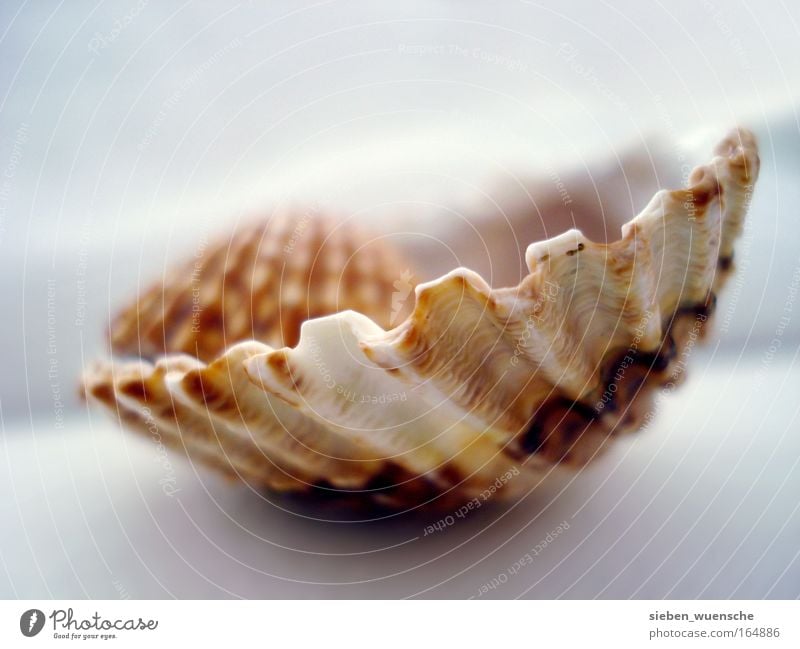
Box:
108;208;414;362
83;128;759;510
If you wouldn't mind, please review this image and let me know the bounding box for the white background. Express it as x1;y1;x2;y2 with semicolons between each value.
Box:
0;600;798;647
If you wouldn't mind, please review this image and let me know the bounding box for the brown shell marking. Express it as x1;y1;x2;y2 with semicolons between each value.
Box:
109;209;413;362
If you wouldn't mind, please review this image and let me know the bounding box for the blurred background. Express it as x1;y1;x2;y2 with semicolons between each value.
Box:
0;0;798;598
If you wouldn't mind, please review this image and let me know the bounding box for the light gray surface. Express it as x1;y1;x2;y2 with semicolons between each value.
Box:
2;352;798;599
